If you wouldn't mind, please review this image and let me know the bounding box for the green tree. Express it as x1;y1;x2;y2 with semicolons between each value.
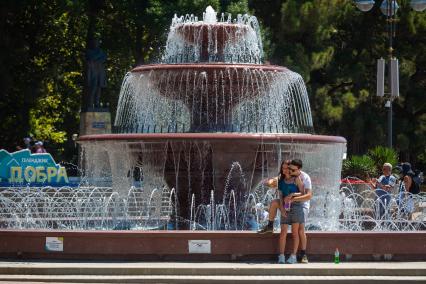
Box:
0;1;86;159
250;0;426;169
0;0;424;173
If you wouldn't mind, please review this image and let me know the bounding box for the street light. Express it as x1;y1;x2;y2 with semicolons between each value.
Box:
353;0;425;148
354;0;375;11
410;0;426;11
354;0;426;12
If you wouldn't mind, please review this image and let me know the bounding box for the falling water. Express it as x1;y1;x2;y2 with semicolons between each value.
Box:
114;68;313;134
1;6;424;231
163;5;263;63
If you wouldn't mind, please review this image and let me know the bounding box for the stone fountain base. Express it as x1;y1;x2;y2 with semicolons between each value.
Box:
0;230;425;261
79;109;112;136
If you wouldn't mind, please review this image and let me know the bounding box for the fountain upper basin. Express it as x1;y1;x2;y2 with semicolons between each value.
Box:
131;63;287;72
116;64;313;133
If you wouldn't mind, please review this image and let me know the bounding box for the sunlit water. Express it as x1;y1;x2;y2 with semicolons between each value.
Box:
1;173;424;231
339;178;425;231
1;7;423;231
163;5;263;64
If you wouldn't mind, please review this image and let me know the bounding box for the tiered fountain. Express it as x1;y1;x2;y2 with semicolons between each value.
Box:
1;7;424;261
78;6;346;231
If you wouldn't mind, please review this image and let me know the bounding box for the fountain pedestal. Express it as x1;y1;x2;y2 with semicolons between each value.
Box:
79;108;112;136
1;230;425;261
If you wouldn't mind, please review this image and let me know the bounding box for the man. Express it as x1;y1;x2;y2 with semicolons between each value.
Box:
257;159;304;264
287;159;312;264
369;163;396;219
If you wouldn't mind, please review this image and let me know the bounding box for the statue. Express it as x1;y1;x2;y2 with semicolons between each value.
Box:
85;39;107;109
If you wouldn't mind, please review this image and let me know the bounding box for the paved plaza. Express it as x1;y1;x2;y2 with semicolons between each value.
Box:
0;261;425;283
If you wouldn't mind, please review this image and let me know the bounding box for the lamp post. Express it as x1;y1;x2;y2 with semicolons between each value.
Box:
353;0;426;148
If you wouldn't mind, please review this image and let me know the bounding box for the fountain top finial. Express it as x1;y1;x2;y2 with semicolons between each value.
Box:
203;6;217;23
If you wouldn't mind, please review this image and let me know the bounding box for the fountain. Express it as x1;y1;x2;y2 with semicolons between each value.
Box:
78;6;346;231
0;7;424;261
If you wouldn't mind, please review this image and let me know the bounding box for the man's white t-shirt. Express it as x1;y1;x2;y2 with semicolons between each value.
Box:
300;170;312;209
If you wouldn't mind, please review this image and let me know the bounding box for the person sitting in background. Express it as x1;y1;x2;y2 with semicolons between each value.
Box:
23;137;32;150
246;203;269;231
34;141;47;153
369;163;396;219
397;162;420;218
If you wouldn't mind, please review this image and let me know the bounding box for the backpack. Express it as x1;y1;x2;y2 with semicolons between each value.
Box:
410;171;423;194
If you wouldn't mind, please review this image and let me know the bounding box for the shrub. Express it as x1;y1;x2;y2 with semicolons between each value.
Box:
367;146;398;174
342;155;376;180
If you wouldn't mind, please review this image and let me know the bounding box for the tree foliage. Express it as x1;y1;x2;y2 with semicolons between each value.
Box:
367;146;398;174
250;0;426;169
342;154;376;179
0;0;425;170
343;145;398;179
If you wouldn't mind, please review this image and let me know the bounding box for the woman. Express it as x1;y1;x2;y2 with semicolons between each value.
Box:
397;163;420;218
265;160;305;264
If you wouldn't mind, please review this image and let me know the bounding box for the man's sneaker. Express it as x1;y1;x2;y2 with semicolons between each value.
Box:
257;223;273;234
278;254;285;264
301;254;309;264
286;254;297;264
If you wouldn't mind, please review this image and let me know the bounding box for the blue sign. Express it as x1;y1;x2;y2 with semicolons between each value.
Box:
0;149;71;187
92;121;106;129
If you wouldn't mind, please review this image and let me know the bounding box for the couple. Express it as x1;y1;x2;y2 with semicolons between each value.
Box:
258;159;312;264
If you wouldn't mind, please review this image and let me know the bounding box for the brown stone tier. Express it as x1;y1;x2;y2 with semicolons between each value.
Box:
170;23;251;62
131;63;287;73
0;230;424;261
78;133;346;144
128;64;300;132
173;22;249;44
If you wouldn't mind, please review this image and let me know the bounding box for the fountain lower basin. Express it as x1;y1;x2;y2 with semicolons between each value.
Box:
1;229;424;261
78;133;346;230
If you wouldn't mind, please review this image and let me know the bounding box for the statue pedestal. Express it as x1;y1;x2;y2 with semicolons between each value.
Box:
79;108;112;136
